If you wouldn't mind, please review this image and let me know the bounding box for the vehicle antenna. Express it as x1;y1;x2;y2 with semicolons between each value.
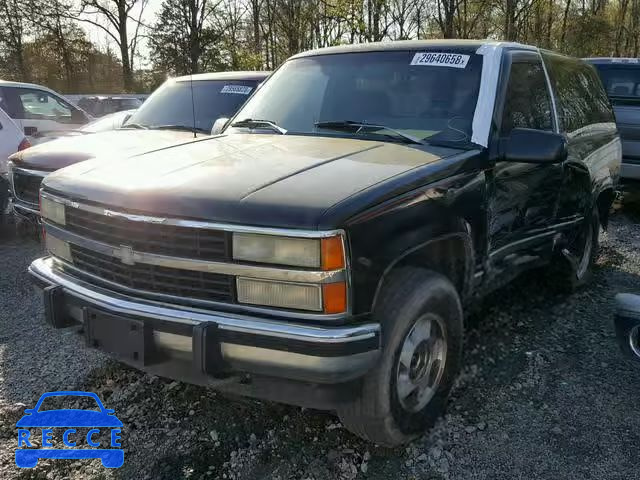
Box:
190;71;196;139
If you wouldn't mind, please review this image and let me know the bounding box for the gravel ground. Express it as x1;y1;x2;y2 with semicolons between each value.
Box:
0;207;639;480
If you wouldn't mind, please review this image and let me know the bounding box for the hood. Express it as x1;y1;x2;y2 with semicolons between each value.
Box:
9;129;198;171
44;133;463;229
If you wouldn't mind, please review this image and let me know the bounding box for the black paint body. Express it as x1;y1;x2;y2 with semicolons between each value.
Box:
42;45;621;325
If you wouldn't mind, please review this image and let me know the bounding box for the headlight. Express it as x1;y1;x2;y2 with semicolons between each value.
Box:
233;233;320;268
232;233;344;270
45;234;72;262
233;232;347;313
41;196;66;225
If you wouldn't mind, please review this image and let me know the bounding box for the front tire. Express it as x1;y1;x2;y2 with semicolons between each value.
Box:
552;206;600;291
338;268;463;446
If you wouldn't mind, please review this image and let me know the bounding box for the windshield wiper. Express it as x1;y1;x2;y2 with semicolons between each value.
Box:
315;120;424;145
150;124;209;134
230;118;287;135
120;122;148;130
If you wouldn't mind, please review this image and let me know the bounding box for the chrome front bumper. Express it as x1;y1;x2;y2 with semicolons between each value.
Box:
29;256;381;384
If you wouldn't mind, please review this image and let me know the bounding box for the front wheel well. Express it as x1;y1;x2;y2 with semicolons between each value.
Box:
373;234;474;311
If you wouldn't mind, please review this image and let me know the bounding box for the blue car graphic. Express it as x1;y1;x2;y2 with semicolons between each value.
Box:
15;391;124;468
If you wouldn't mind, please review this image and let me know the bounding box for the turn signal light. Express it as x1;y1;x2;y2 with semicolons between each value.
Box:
322;282;347;314
321;236;345;271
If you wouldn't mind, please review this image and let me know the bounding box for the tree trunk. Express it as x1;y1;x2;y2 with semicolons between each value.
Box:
117;0;133;90
560;0;572;48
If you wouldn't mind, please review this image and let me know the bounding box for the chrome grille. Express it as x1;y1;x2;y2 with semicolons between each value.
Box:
69;244;234;302
65;207;230;261
11;170;42;205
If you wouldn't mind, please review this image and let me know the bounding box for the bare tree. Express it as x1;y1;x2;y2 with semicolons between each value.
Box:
0;0;29;80
73;0;149;90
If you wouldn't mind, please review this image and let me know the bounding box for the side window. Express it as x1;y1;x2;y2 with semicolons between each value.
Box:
582;65;615;124
500;60;553;136
15;88;74;123
542;53;613;133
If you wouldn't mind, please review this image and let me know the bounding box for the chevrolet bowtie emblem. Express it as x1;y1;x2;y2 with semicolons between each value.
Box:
118;245;135;265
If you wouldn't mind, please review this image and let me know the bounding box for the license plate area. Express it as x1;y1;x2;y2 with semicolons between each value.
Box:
83;308;156;366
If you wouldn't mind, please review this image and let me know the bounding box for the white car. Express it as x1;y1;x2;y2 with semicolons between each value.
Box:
0;106;29;219
0;81;92;139
31;109;136;145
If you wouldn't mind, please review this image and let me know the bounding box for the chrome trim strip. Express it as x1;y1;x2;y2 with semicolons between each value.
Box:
29;256;379;343
629;326;640;359
52;258;349;322
41;191;343;238
13;202;40;215
12;167;49;178
539;50;560;134
488;216;584;259
45;223;345;283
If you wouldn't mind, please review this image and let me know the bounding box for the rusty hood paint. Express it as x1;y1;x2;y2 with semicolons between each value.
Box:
44;133;461;229
9;129;199;171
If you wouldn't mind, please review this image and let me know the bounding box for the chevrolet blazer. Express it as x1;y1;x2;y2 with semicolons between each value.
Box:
29;40;621;445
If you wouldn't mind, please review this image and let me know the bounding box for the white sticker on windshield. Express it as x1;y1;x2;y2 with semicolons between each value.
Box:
220;85;253;95
410;52;470;68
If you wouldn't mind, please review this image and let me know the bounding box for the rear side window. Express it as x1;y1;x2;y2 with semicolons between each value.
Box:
582;65;616;123
500;60;553;135
593;65;640;98
543;53;614;133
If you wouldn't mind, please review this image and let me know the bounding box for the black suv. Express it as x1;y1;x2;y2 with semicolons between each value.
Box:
586;58;640;182
31;41;620;445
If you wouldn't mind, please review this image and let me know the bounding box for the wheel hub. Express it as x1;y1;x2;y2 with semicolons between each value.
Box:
396;313;447;413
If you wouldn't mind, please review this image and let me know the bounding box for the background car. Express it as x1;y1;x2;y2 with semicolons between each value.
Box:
31;109;136;145
8;71;270;217
77;96;143;117
0;107;30;222
586;58;640;183
0;81;92;139
614;293;640;362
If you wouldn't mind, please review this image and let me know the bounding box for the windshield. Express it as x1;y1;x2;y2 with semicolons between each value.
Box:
229;50;483;145
593;64;640;101
126;79;259;132
82;110;132;133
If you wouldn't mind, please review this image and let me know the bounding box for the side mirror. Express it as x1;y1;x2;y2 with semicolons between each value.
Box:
71;109;88;124
502;128;567;164
24;409;35;414
211;117;230;135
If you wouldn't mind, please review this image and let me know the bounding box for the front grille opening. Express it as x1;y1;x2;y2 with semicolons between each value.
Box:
65;207;230;261
69;244;234;303
12;172;42;205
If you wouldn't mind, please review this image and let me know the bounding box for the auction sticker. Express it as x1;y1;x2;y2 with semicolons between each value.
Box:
410;52;470;68
220;85;253;95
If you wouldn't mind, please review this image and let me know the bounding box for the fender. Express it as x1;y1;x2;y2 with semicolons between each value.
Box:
343;170;486;316
370;231;475;313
